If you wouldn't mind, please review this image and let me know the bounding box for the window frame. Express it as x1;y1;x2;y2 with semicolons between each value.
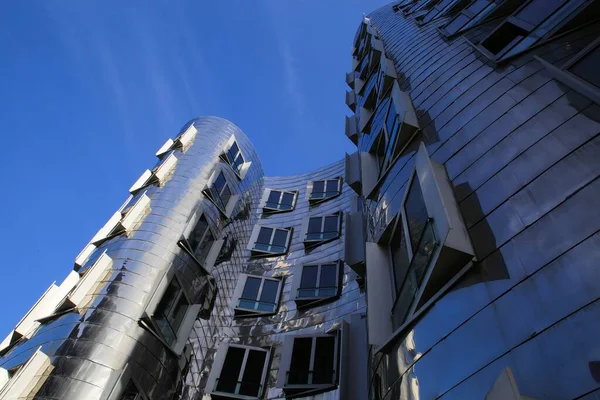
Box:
0;347;51;398
232;274;284;317
535;37;600;105
155;122;197;157
293;261;343;307
247;225;293;257
91;191;151;246
307;178;342;204
207;343;271;400
202;167;240;218
303;213;342;247
261;189;298;214
220;135;252;180
177;205;224;274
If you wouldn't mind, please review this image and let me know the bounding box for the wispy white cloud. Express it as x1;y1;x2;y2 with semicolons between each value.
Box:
280;42;305;116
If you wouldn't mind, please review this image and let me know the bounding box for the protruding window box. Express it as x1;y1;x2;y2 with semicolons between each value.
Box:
220;136;252;180
260;189;298;214
60;251;113;310
74;243;97;270
345;115;359;145
276;325;348;398
131;151;178;194
438;0;520;38
156;138;175;157
344;152;362;195
231;274;283;317
91;192;151;246
377;55;398;98
307;178;342;205
178;205;224;274
345;71;356;89
203;168;240;218
368;36;384;70
141;268;202;355
345;211;366;278
247;225;292;257
358;106;374;134
0;347;51;398
155;122;198;157
360;71;378;112
291;262;342;309
302;213;342;249
206;344;271;400
345;90;357;112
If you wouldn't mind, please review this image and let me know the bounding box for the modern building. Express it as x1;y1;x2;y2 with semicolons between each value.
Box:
1;0;600;399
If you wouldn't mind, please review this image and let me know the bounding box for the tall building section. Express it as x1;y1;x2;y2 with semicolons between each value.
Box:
1;0;600;399
345;0;600;399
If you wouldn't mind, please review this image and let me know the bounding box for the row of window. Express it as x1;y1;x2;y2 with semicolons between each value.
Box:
262;177;343;216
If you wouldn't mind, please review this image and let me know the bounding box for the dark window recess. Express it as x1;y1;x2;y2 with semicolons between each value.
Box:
225;141;245;173
515;0;567;26
154;279;189;346
215;235;236;265
306;215;340;242
390;218;410;295
215;346;268;398
119;380;144;400
237;277;280;315
480;21;528;55
298;263;339;300
182;214;215;266
265;190;296;212
287;336;336;386
199;277;218;319
569;44;600;89
404;178;429;254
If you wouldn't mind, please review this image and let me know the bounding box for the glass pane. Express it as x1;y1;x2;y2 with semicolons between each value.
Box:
325;179;339;193
227;142;239;163
256;227;273;244
220;185;231;209
259;279;280;304
239;350;267;396
281;192;295;206
515;0;567;26
288;338;313;384
313;336;335;384
569;44;600;89
233;154;244;172
241;277;262;301
404;177;428;254
216;346;245;393
214;172;226;192
300;266;319;289
319;264;338;289
168;294;189;333
188;215;209;250
267;190;281;204
313;180;325;194
119;380;141;400
391;221;410;294
156;280;182;320
323;216;339;233
308;217;323;234
467;0;490;14
195;230;215;264
272;229;289;248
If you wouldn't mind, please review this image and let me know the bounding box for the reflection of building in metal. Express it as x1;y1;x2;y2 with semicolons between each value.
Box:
2;1;600;399
348;0;600;399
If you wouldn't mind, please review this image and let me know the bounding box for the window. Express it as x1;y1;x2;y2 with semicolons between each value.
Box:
293;262;342;307
247;225;292;257
0;347;51;399
536;37;600;105
179;213;215;269
203;168;239;218
263;189;297;213
118;380;146;400
199;277;218;320
304;214;342;247
232;275;283;316
63;251;112;310
276;331;344;397
207;344;271;399
142;269;202;354
440;0;521;37
91;192;151;246
308;178;342;204
477;0;599;62
155;122;197;157
220;136;252;180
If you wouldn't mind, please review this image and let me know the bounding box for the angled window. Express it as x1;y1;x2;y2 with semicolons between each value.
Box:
440;0;521;37
303;214;342;248
203;168;240;218
0;347;51;398
276;328;347;398
536;37;600;105
231;274;283;317
247;225;292;257
155;122;198;157
207;344;271;399
199;277;218;320
292;262;342;308
220;136;252;180
142;269;201;354
91;192;151;246
62;251;112;310
178;207;224;273
117;380;147;400
129;152;178;195
261;189;297;213
477;0;600;63
417;0;471;24
308;178;342;204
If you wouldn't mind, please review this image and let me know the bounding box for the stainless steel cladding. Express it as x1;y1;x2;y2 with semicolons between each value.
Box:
349;1;600;399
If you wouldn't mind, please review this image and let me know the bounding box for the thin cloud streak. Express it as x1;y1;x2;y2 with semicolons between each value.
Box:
280;42;305;116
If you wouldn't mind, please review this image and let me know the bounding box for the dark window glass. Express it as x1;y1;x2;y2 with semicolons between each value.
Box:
260;279;280;303
325;179;339;193
300;266;319;289
188;215;209;250
242;277;261;301
119;380;142;400
220;185;232;208
324;216;339;233
469;0;490;14
313;180;325;194
481;21;528;55
155;279;188;345
257;227;273;244
156;280;181;320
217;346;245;393
313;336;335;384
391;220;410;294
228;142;239;161
281;192;295;206
214;172;226;193
170;295;189;333
268;190;281;204
569;45;600;89
195;230;215;264
308;217;322;234
320;264;338;288
272;229;289;248
444;13;471;34
239;350;267;396
404;177;428;254
516;0;566;26
288;338;313;384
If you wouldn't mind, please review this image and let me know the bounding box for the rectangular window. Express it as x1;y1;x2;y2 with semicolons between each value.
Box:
251;226;292;255
284;335;338;387
225;141;245;174
212;345;270;398
264;190;297;212
309;179;341;202
181;214;215;266
297;263;340;300
305;214;341;243
154;279;190;346
118;380;146;400
567;41;600;90
235;276;282;316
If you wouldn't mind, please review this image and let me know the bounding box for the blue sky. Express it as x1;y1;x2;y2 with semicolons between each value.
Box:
0;1;390;336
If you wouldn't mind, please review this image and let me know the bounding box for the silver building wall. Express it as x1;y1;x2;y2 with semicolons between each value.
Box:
347;1;600;399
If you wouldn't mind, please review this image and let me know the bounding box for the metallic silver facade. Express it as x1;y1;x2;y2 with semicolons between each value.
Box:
352;1;600;400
